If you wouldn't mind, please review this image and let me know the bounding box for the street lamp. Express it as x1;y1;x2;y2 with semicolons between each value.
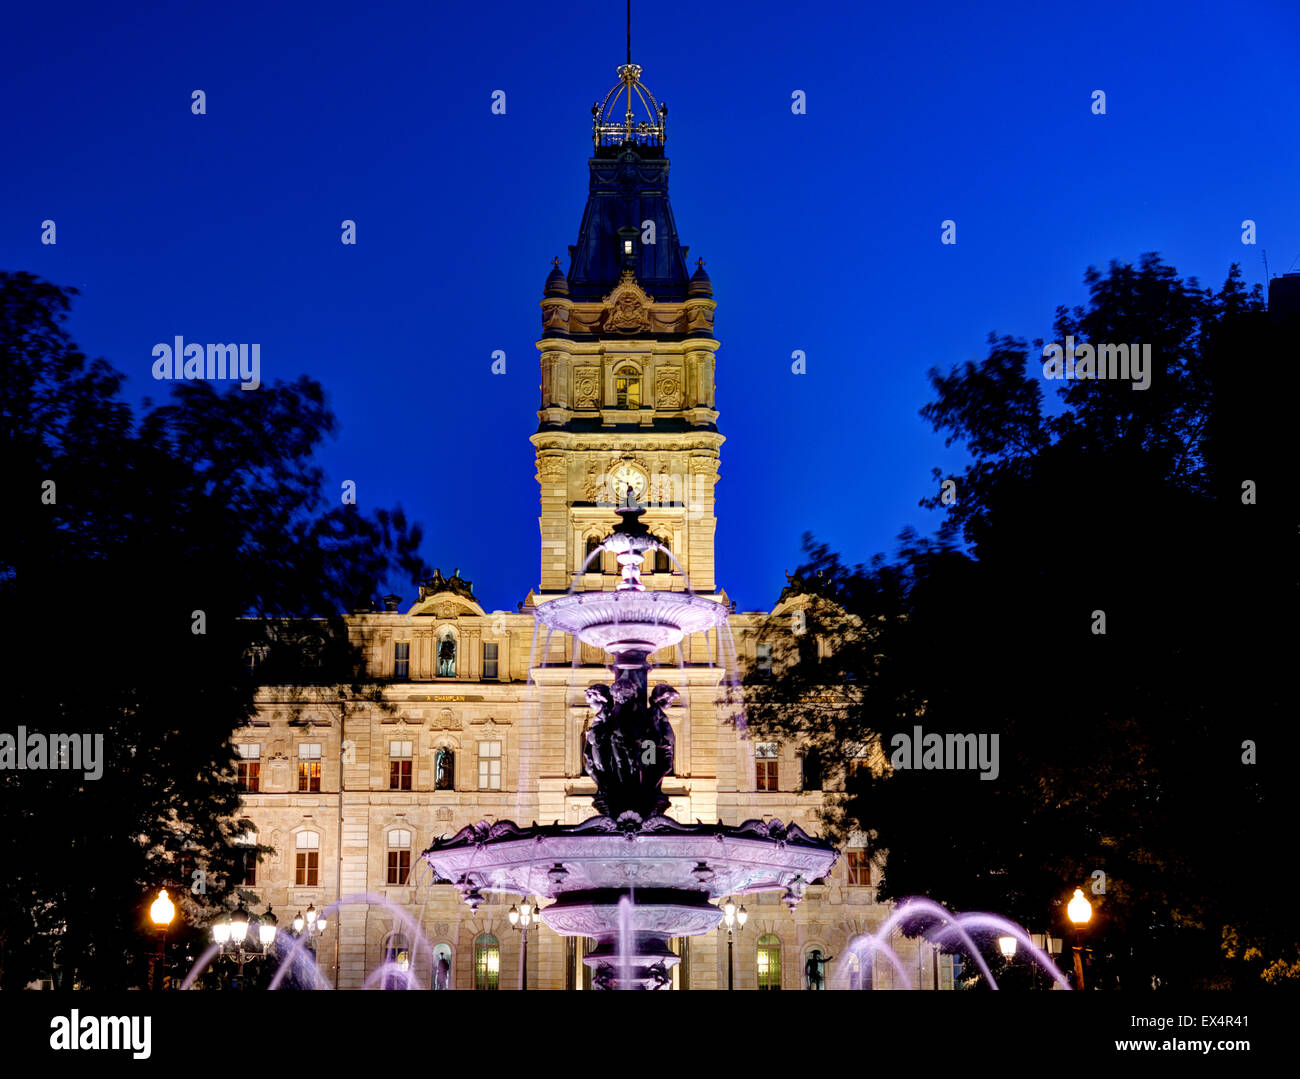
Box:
149;888;175;991
1030;932;1063;990
508;898;538;990
292;903;327;954
212;904;277;989
717;898;748;990
1067;888;1093;991
998;935;1018;959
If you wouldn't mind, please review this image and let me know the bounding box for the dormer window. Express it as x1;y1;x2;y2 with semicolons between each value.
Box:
614;367;641;408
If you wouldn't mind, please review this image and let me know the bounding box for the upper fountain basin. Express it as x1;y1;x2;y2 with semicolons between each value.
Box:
534;590;728;652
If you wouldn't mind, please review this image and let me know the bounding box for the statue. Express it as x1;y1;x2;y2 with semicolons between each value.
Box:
434;954;450;990
582;676;679;819
805;948;835;990
437;634;456;676
434;747;454;790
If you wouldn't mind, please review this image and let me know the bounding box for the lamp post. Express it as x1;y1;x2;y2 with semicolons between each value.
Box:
149;888;175;991
212;904;278;989
717;898;748;990
1067;888;1093;991
1030;932;1063;989
508;898;538;990
292;903;328;956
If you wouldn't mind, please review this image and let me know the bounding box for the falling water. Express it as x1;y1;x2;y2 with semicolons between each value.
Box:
617;894;633;989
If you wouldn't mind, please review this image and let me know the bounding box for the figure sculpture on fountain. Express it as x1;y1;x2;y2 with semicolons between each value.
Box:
583;675;679;819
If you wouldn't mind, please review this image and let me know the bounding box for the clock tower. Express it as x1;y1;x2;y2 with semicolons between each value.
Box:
530;62;723;600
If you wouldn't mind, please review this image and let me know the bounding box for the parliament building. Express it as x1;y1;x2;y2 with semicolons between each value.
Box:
236;60;955;991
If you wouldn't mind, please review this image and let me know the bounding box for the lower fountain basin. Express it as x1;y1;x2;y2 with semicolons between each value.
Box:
422;815;838;989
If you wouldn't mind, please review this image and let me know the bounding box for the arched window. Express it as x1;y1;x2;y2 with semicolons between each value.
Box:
383;934;410;990
386;829;412;885
757;934;782;990
295;831;319;886
474;933;500;990
614;366;642;408
583;535;603;573
434;746;455;790
845;940;874;990
652;536;671;574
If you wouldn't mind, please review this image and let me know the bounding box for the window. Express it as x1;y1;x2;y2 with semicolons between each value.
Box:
295;832;320;887
236;744;260;792
755;642;772;680
240;848;258;887
670;937;689;990
389;740;413;791
847;848;871;887
614;366;641;408
387;829;412;885
434;746;455;790
757;934;782;990
800;749;823;791
394;641;410;681
298;743;321;793
583;535;604;573
755;742;779;791
474;933;500;990
846;741;870;781
846;945;874;990
482;642;498;680
383;935;411;990
478;741;501;790
237;827;258;886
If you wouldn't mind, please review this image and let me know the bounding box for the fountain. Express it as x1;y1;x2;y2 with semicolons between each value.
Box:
422;495;839;988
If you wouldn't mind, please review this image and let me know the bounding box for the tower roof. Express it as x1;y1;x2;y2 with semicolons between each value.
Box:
564;64;693;304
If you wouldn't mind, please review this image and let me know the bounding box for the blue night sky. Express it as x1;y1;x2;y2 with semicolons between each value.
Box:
4;0;1297;614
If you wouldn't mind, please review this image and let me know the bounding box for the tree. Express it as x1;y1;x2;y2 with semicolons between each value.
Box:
0;272;429;988
743;256;1297;988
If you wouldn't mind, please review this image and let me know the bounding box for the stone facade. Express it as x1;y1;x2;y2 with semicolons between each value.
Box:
236;71;954;989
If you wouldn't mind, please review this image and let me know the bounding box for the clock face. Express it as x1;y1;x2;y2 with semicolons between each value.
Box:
609;464;647;504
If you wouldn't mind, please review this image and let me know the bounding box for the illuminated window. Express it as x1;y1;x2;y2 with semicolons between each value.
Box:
757;934;782;990
482;642;498;680
847;848;871;887
389;740;413;791
614;366;641;408
236;744;260;792
755;742;779;791
387;829;412;885
298;743;321;793
394;641;410;681
295;831;320;886
474;933;500;990
478;741;501;790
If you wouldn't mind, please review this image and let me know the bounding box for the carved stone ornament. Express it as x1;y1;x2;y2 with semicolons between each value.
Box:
573;368;600;409
655;371;682;409
536;456;565;483
602;272;654;333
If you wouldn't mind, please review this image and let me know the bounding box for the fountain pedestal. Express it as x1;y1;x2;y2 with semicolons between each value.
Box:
422;502;839;988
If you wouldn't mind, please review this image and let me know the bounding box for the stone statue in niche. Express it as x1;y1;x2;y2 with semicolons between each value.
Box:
805;948;835;990
434;747;454;790
437;633;456;677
